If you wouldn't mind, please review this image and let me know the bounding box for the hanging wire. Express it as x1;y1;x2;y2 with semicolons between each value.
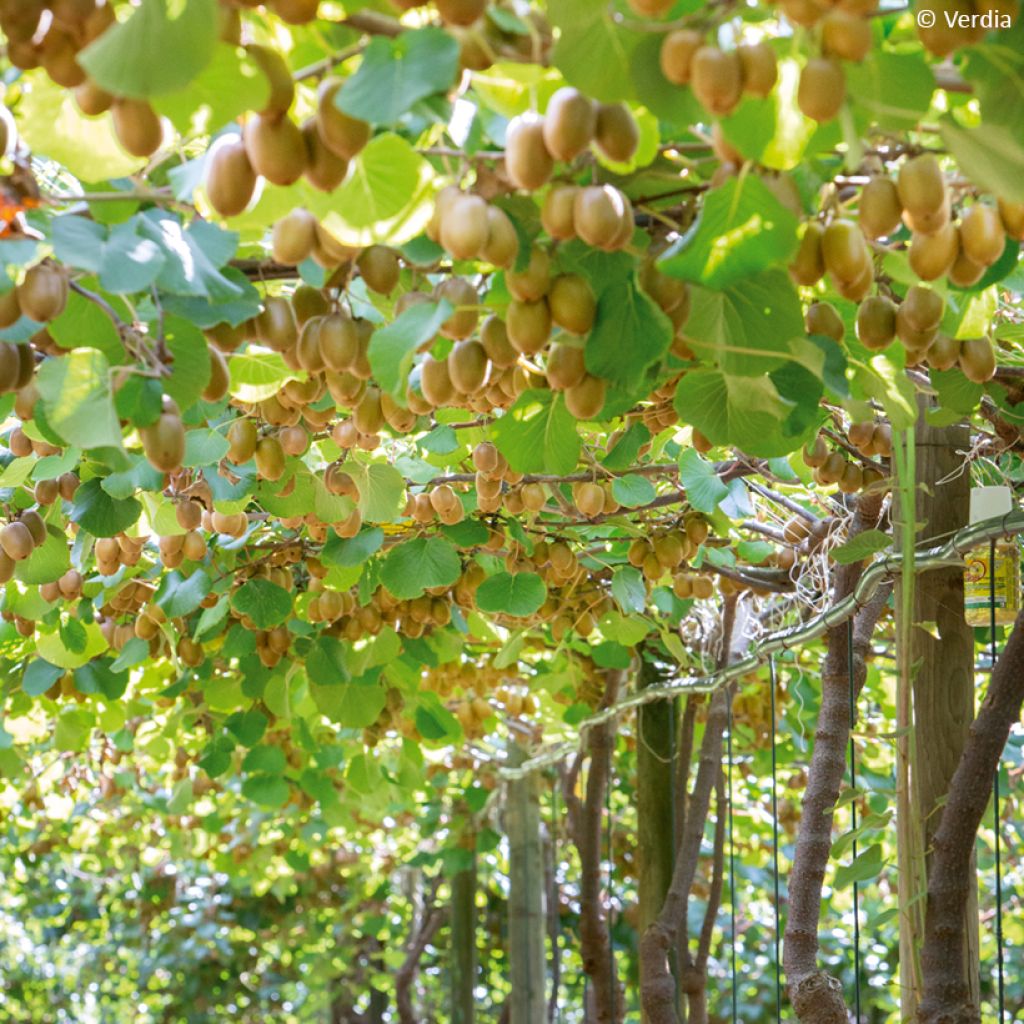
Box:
606;738;616;1021
988;540;1006;1022
768;656;783;1023
847;618;862;1024
552;774;561;1024
726;698;739;1024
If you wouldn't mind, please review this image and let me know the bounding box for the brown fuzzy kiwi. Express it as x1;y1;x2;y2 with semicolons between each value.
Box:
897;154;946;224
203;346;231;402
925;333;961;371
440;193;490;260
737;42;778;97
789;221;826;285
505;117;554;191
506;299;552;355
420;354;456;406
436;277;480;340
628;0;674;13
542;87;597;162
908;221;958;281
254;436;286;481
594;103;639;163
858;177;902;240
659;29;703;86
358;246;400;294
254;296;299;352
480;316;518;368
895;305;938;351
243;113;307;186
246;43;295;117
821;10;873;61
0;287;20;329
998;198;1024;241
316;78;371;160
301;118;349;192
272;208;319;265
797;58;845;122
564;374;607;420
0;522;34;561
141;407;186;473
573;185;628;249
205;138;257;218
958;204;1005;268
435;0;486;26
74;79;113;117
542;185;580;240
821;218;870;286
111;99;164;158
227;419;259;464
901;285;944;331
17;264;67;323
916;0;982;57
545;342;586;390
855;295;897;350
548;274;596;335
958;336;996;383
480;206;519;268
272;0;321;24
690;46;744;116
448;340;489;393
947;245;986;288
805;301;845;343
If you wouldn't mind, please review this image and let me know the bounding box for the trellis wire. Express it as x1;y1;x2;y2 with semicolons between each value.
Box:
768;656;783;1022
727;699;738;1024
848;618;862;1023
989;541;1006;1022
551;775;561;1024
501;511;1024;779
606;741;615;1021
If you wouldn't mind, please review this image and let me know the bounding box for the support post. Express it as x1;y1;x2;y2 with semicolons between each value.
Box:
896;404;979;1021
451;843;477;1024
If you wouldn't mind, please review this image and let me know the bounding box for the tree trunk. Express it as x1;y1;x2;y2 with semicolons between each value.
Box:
507;742;547;1024
783;494;888;1024
896;410;979;1020
451;851;477;1024
919;610;1024;1023
637;656;677;1021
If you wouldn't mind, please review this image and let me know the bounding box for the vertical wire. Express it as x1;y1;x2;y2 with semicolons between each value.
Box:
848;618;862;1024
769;656;783;1022
552;774;561;1024
606;739;615;1020
727;697;738;1024
989;540;1006;1021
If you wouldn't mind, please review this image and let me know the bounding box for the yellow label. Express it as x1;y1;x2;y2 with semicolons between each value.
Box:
965;547;1021;611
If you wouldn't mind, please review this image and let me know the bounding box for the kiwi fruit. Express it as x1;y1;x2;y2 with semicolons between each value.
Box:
573;185;628;249
546;342;586;390
659;29;703;86
18;511;44;549
959;204;1005;267
272;0;321;23
925;333;961;371
998;198;1024;241
789;221;826;286
203;346;230;402
436;277;480;340
507;299;552;355
690;46;744;116
507;246;551;302
435;0;486;25
908;222;958;280
856;295;897;350
316;78;371;160
737;42;778;97
440;193;490;260
247;43;295;117
542;87;597;162
948;246;986;288
420;355;456;407
18;264;67;323
358;246;400;294
901;285;944;331
254;435;286;481
480;316;518;368
0;343;19;392
480;206;519;268
958;336;996;383
255;296;298;352
564;375;607;420
505;117;554;191
205;138;257;218
628;0;674;13
548;274;596;335
822;218;870;286
895;305;938;351
448;340;489;393
821;10;873;61
14;344;33;389
779;0;826;25
834;260;873;302
542;185;580;240
897;154;946;224
797;58;845;122
805;301;845;343
111;99;164;158
594;103;639;163
272;209;318;265
244;113;307;186
74;79;113;116
39;26;85;88
0;521;34;561
295;317;325;372
858;177;902;240
916;0;981;57
302;118;349;192
141;407;186;473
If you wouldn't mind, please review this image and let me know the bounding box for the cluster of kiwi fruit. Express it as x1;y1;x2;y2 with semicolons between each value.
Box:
914;0;1019;57
205;67;370;218
801;431;887;495
0;509;49;579
0;0;165;160
659;32;777;117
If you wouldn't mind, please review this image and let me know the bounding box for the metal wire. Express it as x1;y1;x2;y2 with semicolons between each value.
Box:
768;656;783;1023
727;699;738;1024
848;618;862;1024
501;511;1024;779
606;741;615;1021
989;540;1006;1021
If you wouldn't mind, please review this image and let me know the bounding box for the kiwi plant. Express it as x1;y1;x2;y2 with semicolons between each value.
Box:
0;2;1023;1018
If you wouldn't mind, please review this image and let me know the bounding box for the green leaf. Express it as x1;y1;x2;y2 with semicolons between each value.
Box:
48;290;125;365
156;570;212;617
831;529;891;566
69;479;142;537
52;217;105;273
23;659;63;698
242;774;290;808
347;461;406;523
681;270;804;377
194;595;229;640
857;356;917;431
166;778;193;814
475;572;547;617
183;428;230;467
225;708;267;746
961;20;1024;130
611;566;646;614
311;676;387;728
338;28;460;125
940;116;1024;205
548;0;642;102
931;368;983;417
229;350;299;403
99;223;167;295
660;177;799;289
602;422;650;471
230;579;293;629
0;456;35;488
674;370;804;459
380;537;462;600
846;52;935;131
679;449;729;514
78;0;218;99
373;299;452;399
163;316;212;411
491;390;581;475
36;348;123;450
15;527;70;586
833;844;885;890
322;528;385;568
415;696;463;744
35;622;108;670
306;636;350;687
242;744;287;775
611;474;656;508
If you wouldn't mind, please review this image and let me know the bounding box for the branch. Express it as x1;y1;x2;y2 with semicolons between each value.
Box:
918;609;1024;1024
395;901;446;1024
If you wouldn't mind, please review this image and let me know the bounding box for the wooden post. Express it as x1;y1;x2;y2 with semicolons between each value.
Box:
451;846;477;1024
507;742;547;1024
636;658;676;1020
896;403;979;1021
